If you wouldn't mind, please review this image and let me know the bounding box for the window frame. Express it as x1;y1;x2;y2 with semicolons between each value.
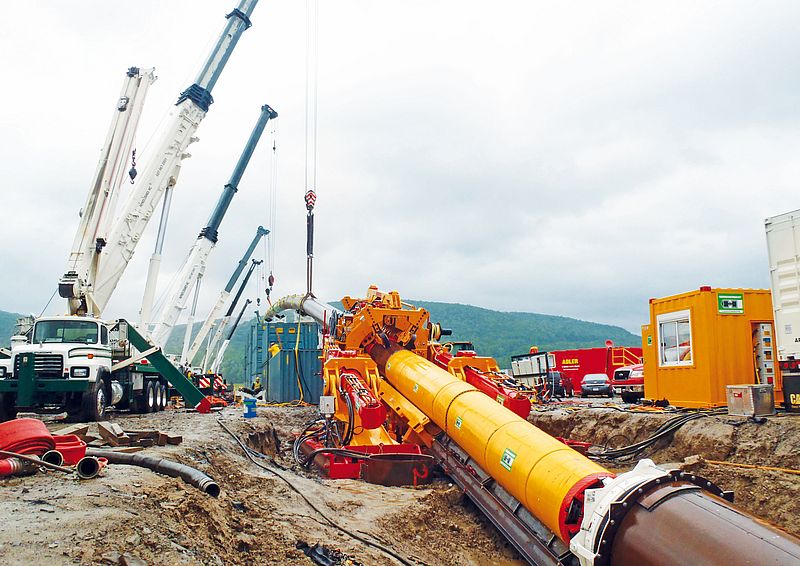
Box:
657;309;693;367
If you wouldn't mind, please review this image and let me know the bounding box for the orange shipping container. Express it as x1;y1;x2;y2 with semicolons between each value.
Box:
641;287;780;409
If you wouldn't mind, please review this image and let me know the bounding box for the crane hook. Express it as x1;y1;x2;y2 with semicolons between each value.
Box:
128;149;138;184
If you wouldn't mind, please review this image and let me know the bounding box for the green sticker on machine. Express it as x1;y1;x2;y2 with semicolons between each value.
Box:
496;394;505;404
500;448;517;471
718;293;744;314
647;335;653;346
413;383;419;393
455;416;463;430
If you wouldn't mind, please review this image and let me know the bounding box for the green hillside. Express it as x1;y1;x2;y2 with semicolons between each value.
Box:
413;300;640;367
0;311;17;344
1;302;640;380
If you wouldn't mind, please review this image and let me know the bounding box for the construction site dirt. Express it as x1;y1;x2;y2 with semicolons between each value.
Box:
1;404;798;565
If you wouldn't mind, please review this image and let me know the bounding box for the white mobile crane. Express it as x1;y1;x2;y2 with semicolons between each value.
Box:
150;104;277;348
210;298;253;374
184;226;269;367
204;257;261;373
0;0;260;421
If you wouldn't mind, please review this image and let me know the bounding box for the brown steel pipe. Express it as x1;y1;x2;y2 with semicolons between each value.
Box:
609;483;800;566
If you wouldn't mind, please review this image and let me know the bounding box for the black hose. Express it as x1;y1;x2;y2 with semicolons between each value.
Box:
339;386;355;446
86;448;220;497
591;409;726;460
216;419;415;566
301;447;374;468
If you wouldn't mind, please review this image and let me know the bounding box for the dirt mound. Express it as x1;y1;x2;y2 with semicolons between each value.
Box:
529;408;800;468
380;483;523;566
528;406;800;537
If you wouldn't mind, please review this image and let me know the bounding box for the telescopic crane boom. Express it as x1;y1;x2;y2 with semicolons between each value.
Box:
60;0;259;317
150;104;276;346
204;258;260;372
210;298;252;374
185;226;268;365
58;67;155;316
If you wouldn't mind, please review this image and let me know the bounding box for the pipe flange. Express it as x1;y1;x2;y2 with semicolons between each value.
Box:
571;459;733;566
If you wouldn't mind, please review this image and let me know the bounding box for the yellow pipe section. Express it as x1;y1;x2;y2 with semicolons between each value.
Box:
381;347;610;541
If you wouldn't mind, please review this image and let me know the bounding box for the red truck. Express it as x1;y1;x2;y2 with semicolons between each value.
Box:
610;363;645;403
511;343;642;395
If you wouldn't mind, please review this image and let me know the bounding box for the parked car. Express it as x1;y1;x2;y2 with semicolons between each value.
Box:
581;373;612;397
611;363;645;403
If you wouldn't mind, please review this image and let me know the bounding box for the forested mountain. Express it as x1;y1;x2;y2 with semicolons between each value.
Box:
1;302;640;381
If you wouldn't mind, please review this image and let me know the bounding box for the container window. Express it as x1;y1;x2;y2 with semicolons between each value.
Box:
657;310;693;367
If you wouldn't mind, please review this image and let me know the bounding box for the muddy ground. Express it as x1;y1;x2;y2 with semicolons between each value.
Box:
0;402;797;565
0;407;520;566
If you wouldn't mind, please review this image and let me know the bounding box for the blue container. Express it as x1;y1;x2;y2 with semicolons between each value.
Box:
243;397;257;418
245;319;323;403
265;348;323;403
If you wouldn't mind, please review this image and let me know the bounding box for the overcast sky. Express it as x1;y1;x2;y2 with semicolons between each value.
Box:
1;1;800;334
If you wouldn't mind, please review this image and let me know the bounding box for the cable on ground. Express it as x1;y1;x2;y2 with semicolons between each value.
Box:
216;418;416;566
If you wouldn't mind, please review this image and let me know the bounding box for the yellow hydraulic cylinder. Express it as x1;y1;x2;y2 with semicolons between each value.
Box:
375;345;611;541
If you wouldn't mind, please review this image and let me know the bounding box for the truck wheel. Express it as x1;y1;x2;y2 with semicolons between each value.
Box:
81;380;108;422
159;383;167;411
145;381;157;413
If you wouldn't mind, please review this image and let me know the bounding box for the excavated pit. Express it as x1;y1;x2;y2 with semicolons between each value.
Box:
528;405;800;537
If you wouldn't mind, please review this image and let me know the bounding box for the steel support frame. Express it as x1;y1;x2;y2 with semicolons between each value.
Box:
431;435;577;566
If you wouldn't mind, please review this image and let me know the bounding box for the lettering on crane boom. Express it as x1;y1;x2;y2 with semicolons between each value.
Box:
562;358;579;365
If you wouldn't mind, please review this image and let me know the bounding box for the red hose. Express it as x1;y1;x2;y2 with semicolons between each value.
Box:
0;418;55;456
0;458;24;477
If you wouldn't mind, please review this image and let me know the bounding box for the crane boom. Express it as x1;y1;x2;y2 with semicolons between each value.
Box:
186;226;268;364
150;105;275;347
210;298;252;374
58;67;155;315
204;259;260;371
67;0;259;317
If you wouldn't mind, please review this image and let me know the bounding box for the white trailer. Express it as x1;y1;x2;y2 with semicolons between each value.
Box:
765;209;800;411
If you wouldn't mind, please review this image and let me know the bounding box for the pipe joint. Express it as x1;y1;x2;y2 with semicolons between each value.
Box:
570;459;734;565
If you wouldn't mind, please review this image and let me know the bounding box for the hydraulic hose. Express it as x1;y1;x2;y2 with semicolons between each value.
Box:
0;449;73;474
86;448;220;497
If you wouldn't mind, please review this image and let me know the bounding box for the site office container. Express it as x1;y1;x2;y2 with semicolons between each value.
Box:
641;287;779;408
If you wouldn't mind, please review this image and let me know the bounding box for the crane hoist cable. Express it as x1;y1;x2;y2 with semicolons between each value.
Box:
304;0;319;298
265;117;278;306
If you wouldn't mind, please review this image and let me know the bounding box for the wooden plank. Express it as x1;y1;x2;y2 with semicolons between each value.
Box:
97;421;120;446
157;433;168;447
125;431;160;441
165;434;183;445
52;423;90;438
109;423;125;437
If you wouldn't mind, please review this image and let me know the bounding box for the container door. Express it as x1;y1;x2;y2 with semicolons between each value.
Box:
753;322;776;385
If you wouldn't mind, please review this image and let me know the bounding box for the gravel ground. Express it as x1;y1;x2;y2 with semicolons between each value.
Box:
0;406;521;565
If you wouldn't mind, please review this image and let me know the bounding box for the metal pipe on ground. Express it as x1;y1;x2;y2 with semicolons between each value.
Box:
610;485;800;565
86;448;220;496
